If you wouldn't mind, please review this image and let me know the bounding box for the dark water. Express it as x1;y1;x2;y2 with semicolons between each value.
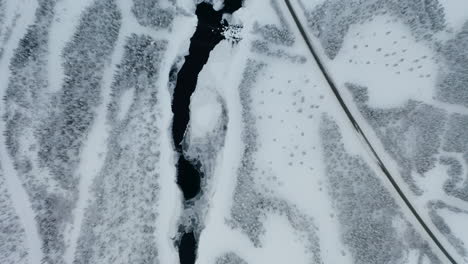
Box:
176;156;201;200
171;1;242;263
179;232;197;264
172;2;223;201
171;3;224;150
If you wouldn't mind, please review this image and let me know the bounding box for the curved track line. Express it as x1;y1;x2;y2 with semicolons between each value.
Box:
283;1;458;263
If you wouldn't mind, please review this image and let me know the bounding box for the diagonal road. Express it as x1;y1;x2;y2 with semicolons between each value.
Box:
282;0;458;263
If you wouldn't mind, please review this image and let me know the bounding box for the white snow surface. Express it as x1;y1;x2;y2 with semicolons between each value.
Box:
291;0;468;263
0;0;467;263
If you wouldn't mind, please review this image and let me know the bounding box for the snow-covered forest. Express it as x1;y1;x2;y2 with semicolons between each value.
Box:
0;0;467;263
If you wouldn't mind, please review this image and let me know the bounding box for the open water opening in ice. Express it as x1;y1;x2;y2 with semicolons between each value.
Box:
171;1;242;263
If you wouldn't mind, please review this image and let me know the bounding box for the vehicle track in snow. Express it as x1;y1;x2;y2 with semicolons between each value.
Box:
282;1;458;263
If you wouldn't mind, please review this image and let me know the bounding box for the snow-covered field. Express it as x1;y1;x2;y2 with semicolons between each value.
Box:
0;0;467;263
288;0;468;263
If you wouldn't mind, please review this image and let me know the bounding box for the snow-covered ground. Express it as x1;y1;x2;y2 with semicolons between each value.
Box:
0;0;196;263
0;0;467;263
290;0;468;263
